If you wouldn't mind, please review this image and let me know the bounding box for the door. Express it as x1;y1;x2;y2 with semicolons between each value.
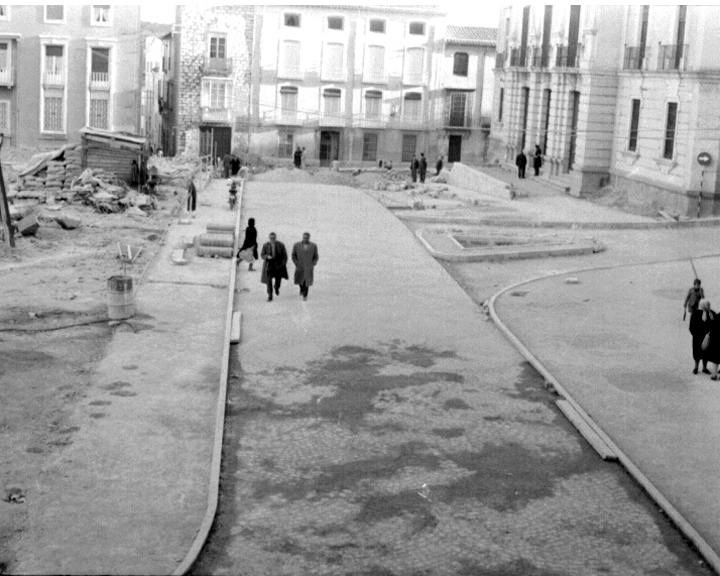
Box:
401;134;417;163
319;131;340;167
448;135;462;163
199;126;232;163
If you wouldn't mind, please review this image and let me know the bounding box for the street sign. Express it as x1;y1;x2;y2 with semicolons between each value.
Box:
697;152;712;166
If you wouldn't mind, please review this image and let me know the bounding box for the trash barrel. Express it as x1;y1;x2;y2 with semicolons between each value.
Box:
107;275;134;320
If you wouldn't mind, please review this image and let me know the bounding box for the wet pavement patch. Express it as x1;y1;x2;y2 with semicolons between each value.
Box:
102;381;131;391
122;365;138;370
444;398;471;410
89;413;106;419
431;427;465;438
110;390;137;397
89;400;111;406
506;362;555;404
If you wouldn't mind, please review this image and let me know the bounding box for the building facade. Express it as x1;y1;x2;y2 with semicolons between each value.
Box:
140;34;164;151
493;4;720;215
0;4;142;149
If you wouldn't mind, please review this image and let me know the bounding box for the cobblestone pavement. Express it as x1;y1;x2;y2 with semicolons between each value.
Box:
191;182;712;576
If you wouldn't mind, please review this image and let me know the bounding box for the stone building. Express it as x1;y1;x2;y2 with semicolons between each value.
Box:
492;4;720;216
140;33;165;151
0;5;142;149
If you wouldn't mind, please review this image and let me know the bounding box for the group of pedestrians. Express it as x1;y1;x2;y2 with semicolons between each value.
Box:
237;218;319;302
409;153;445;183
293;146;306;169
222;153;242;179
515;145;543;179
686;278;720;379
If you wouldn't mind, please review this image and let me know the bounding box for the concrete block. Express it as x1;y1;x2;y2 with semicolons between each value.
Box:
17;214;39;236
57;216;81;230
172;249;187;265
230;311;241;344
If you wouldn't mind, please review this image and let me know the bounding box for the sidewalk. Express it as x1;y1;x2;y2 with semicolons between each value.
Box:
189;181;710;576
493;256;720;570
13;178;234;575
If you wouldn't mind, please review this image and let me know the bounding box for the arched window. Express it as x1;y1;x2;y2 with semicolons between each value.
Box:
403;92;421;121
364;90;382;120
453;52;469;76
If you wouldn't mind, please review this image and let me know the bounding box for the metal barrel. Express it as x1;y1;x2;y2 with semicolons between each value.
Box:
107;275;134;320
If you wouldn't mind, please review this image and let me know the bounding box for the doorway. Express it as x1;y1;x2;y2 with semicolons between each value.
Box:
199;125;232;163
319;131;340;167
448;135;462;163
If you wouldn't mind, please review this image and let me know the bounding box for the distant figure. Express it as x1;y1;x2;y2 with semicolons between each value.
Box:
293;146;302;169
231;155;241;176
131;159;140;186
186;178;197;213
301;147;307;169
701;300;720;380
292;232;319;301
533;145;543;176
237;217;258;271
419;153;428;183
436;155;444;176
685;278;705;318
410;155;419;182
515;150;527;179
222;152;232;179
690;299;712;375
260;232;288;302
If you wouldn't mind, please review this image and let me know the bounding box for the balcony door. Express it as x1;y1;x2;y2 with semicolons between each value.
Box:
200;125;232;161
319;130;340;166
448;135;462;163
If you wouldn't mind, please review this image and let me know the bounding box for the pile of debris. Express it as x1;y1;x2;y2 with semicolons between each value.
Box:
147;155;203;184
16;144;84;198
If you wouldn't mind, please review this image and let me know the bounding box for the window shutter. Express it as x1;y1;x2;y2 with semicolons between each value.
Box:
323;43;344;79
405;47;424;84
283;40;300;76
366;45;385;82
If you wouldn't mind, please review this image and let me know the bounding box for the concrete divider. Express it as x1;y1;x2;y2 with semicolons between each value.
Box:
445;162;509;200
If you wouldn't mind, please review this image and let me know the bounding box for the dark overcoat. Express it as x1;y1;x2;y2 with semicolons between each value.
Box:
291;241;319;286
260;241;288;283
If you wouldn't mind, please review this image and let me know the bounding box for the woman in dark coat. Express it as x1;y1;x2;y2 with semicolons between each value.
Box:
237;218;258;271
689;299;712;374
703;300;720;380
533;145;543;176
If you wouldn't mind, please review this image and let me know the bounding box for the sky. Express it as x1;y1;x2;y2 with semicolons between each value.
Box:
141;2;501;27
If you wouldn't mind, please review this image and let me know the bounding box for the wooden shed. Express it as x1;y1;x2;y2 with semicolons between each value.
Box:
80;128;148;184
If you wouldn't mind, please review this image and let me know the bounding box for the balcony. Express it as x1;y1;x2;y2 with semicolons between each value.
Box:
445;110;471;129
623;46;645;70
531;47;551;69
201;56;233;76
201;107;233;123
319;111;345;127
509;47;527;67
363;72;388;84
555;44;581;68
0;67;14;87
658;44;688;71
495;52;505;69
43;71;64;87
89;72;109;90
276;110;302;126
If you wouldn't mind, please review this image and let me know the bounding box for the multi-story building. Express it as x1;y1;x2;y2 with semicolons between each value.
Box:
159;31;177;156
0;4;142;149
140;32;166;151
167;5;496;168
493;4;720;215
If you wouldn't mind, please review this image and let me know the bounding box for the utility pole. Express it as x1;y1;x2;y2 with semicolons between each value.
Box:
0;133;15;249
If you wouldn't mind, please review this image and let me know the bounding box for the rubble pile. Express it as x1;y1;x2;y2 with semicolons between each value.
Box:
16;144;84;198
147;155;203;184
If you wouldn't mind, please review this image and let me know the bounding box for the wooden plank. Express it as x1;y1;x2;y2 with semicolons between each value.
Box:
556;400;618;461
230;311;241;344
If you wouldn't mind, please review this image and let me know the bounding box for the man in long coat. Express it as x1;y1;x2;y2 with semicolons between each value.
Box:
291;232;319;301
260;232;288;302
515;149;527;179
410;155;419;182
419;153;428;183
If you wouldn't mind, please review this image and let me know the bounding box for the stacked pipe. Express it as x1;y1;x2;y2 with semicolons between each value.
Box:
195;224;235;258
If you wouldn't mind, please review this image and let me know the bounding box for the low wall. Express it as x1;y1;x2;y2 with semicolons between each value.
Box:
445;162;509;200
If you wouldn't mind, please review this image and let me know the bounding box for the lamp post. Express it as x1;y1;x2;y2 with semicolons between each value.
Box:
0;133;14;249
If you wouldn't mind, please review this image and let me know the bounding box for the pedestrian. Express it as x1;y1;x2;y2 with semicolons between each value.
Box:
231;154;241;176
515;149;527;179
419;153;427;183
186;178;197;214
237;218;258;271
533;145;543;176
260;232;288;302
222;152;232;179
293;146;302;169
684;278;705;320
291;232;319;301
700;300;720;380
410;155;419;182
436;155;444;176
690;299;712;375
301;147;307;168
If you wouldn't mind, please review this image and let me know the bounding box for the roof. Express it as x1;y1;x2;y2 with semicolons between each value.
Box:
80;128;147;151
445;26;497;47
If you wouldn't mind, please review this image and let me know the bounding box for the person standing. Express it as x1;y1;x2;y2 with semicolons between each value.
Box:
186;178;197;214
419;153;428;183
260;232;288;302
293;146;302;169
292;232;319;301
533;145;543;176
238;218;258;271
222;152;232;179
690;299;713;375
410;155;419;182
231;154;241;176
436;155;444;176
515;149;527;179
684;278;705;320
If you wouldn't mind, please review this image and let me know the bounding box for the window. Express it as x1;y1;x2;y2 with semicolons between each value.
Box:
278;133;293;158
92;5;110;25
448;92;467;127
403;92;421;121
362;133;378;161
327;16;343;30
280;86;298;122
284;13;300;27
663;102;677;159
364;90;382;120
401;134;417;162
369;19;385;33
323;88;341;118
90;47;109;83
45;5;64;22
409;22;425;35
365;45;385;82
404;47;424;85
43;95;63;131
281;40;301;77
541;89;551;153
498;87;504;122
89;97;108;129
628;99;640;151
453;52;469;76
322;43;344;80
0;101;10;131
201;80;230;109
0;42;11;85
45;45;64;83
209;36;226;59
639;5;649;62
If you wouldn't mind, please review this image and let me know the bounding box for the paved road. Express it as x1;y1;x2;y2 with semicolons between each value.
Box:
191;181;711;576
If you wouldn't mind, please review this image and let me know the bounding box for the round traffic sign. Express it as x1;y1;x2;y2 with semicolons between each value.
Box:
697;152;712;166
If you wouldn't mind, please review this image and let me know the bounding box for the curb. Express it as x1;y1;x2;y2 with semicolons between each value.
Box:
487;261;720;575
172;178;244;576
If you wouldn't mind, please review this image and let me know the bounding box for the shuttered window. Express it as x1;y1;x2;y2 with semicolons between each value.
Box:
278;133;293;158
403;92;421;121
365;45;385;83
281;40;300;77
323;88;341;118
43;95;63;131
202;80;230;109
0;100;10;131
323;42;344;80
280;86;298;121
404;47;424;84
362;133;378;161
89;98;108;129
364;90;382;120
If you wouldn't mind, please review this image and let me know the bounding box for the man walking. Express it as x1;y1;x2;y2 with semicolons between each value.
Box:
419;153;428;183
292;232;319;301
186;178;197;215
293;146;302;169
260;232;288;302
410;155;419;182
515;149;527;179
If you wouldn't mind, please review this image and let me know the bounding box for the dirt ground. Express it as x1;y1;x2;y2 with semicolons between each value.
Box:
0;186;183;574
